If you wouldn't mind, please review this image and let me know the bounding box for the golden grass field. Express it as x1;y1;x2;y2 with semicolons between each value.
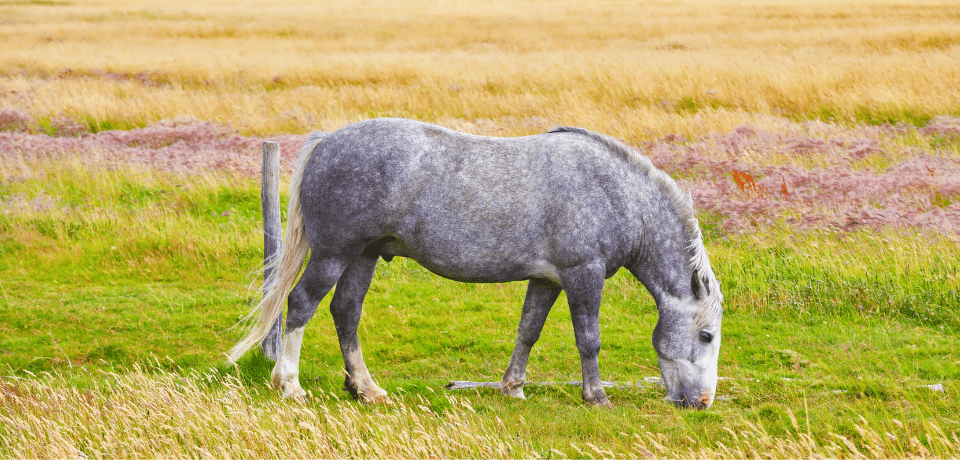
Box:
7;365;957;459
2;0;959;138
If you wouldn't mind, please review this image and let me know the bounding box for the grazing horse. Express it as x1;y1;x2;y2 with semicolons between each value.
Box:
228;118;723;409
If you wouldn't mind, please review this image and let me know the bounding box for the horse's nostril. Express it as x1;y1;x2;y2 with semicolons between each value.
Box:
698;394;712;409
671;391;712;409
667;390;712;409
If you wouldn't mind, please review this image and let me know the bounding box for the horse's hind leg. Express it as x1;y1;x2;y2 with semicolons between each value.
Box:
501;279;562;399
327;254;388;403
272;254;348;400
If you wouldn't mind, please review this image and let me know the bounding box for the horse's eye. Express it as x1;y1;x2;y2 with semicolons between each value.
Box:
699;331;714;343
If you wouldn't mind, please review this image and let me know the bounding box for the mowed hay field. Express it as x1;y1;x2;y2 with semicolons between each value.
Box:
2;0;960;458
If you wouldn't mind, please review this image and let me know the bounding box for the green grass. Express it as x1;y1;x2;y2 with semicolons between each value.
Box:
2;161;958;457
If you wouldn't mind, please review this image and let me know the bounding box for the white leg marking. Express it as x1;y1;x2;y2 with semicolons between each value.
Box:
272;326;307;400
344;347;388;403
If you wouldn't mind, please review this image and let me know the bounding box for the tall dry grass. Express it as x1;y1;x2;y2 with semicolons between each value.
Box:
1;0;959;138
2;366;957;459
0;365;528;458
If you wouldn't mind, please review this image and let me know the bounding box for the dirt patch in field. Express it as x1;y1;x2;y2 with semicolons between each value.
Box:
2;111;959;236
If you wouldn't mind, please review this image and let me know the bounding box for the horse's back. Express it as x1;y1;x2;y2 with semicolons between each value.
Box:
299;118;646;281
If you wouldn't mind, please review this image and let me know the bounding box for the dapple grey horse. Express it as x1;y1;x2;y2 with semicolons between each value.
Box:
229;118;723;408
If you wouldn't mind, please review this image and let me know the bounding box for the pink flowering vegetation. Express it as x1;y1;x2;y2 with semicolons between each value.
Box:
646;119;960;237
0;110;306;180
2;109;959;237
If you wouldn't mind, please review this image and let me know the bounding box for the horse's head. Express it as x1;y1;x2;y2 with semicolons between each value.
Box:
651;267;723;409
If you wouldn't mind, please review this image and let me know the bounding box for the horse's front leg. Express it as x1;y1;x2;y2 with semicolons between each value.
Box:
501;279;562;399
329;254;388;404
561;263;612;407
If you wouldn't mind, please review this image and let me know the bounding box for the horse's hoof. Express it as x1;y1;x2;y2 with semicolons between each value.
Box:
595;399;615;408
282;387;307;401
583;391;614;408
586;398;614;408
500;381;526;399
359;388;390;405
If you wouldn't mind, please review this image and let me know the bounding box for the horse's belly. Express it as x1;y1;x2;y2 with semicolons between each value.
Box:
381;239;560;284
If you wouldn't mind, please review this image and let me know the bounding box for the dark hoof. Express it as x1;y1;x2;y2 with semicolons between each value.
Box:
588;398;614;408
583;391;614;407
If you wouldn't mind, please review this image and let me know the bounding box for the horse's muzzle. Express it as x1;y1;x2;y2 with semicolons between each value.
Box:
667;389;713;410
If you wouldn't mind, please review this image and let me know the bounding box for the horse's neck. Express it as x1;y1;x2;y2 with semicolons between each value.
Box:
629;223;693;306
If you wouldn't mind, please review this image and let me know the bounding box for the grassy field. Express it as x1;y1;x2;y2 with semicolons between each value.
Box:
2;0;960;458
2;156;958;458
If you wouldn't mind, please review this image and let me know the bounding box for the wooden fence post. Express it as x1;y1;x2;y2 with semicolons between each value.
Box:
261;141;283;361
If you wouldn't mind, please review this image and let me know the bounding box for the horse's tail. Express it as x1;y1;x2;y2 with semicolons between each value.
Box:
227;131;327;363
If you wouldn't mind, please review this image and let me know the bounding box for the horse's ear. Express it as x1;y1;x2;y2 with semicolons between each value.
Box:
691;269;710;300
